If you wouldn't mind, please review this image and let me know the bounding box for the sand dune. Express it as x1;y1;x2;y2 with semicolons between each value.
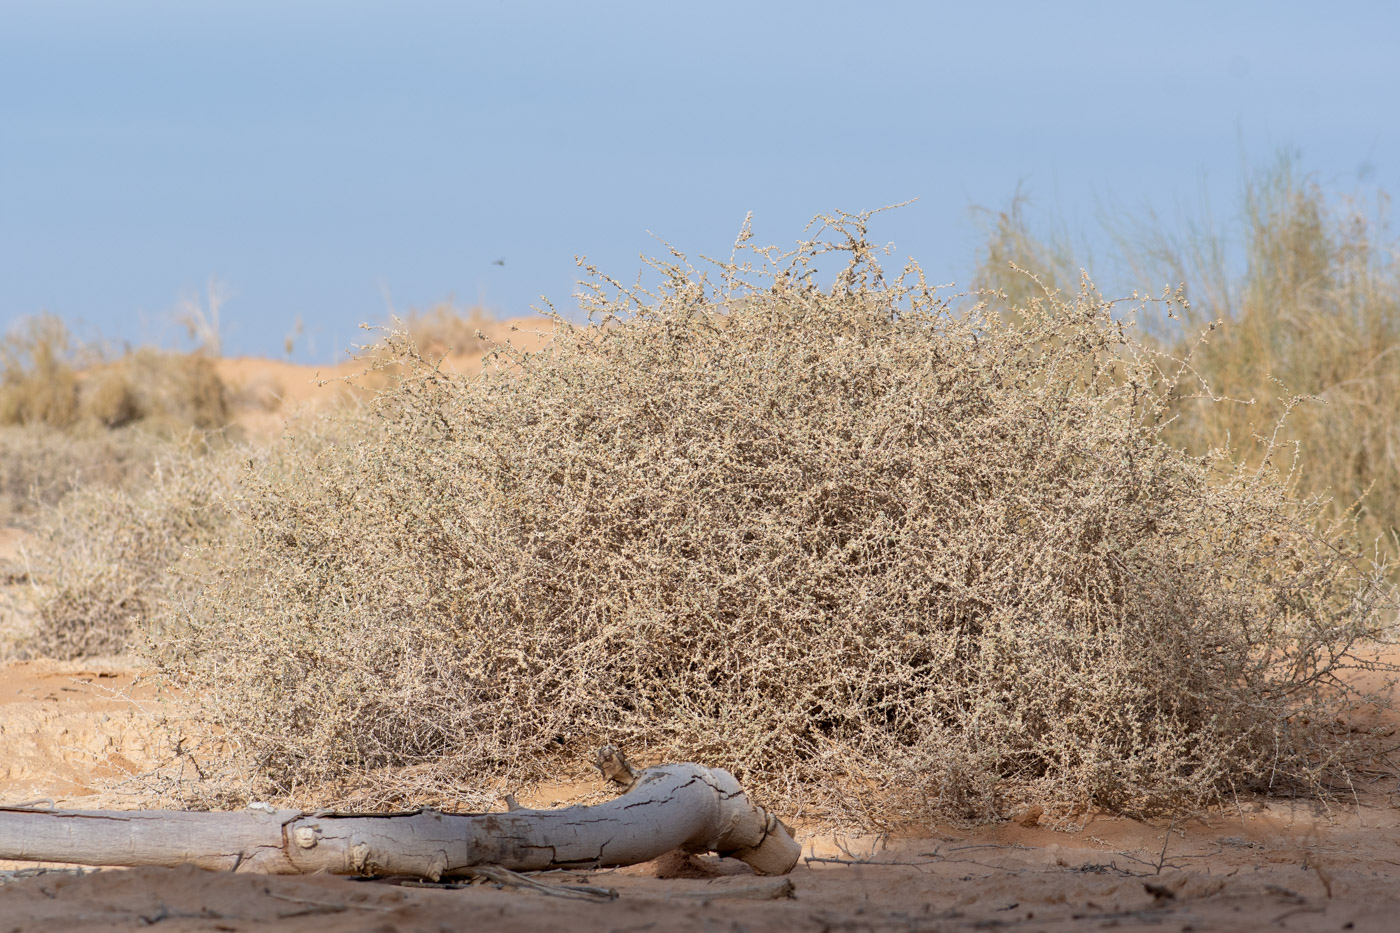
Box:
215;314;556;441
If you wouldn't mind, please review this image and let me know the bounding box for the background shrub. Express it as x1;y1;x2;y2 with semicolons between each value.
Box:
397;303;495;360
160;211;1396;821
20;444;239;659
1;314;83;428
95;349;232;433
0;425;162;527
2;315;232;436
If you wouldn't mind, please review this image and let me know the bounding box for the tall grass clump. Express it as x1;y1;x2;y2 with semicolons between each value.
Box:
977;157;1400;566
1;314;84;427
164;211;1395;822
1;314;232;435
1161;163;1400;561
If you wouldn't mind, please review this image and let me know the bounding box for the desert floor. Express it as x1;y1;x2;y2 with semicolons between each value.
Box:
3;344;1400;932
5;661;1400;931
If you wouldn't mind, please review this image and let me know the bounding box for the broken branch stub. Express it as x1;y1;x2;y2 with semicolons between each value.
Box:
0;756;800;879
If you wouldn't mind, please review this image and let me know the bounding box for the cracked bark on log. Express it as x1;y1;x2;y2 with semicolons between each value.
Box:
0;752;801;879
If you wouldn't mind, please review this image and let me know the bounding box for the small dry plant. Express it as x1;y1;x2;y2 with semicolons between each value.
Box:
160;210;1396;822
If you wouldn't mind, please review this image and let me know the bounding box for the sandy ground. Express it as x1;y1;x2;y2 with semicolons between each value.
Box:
4;339;1400;930
3;662;1400;932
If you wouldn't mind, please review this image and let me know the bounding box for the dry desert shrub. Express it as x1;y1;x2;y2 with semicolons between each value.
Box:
0;314;84;428
163;211;1396;822
80;349;232;433
972;190;1085;313
351;304;497;393
0;425;166;526
21;443;240;659
397;303;495;359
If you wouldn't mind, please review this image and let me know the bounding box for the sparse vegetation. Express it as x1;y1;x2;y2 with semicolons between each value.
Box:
154;209;1395;823
1;314;239;658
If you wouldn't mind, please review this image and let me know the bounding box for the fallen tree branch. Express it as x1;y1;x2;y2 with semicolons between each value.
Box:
0;748;800;879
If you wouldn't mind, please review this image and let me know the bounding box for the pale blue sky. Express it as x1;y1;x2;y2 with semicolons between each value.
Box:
3;1;1396;362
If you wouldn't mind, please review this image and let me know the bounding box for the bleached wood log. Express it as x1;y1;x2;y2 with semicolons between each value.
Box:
0;751;800;879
